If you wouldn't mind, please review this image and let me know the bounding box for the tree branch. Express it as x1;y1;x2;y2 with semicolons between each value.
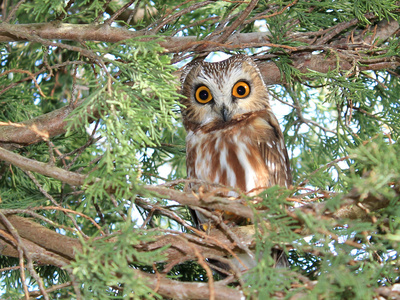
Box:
0;17;398;151
0;228;70;267
0;17;398;74
136;269;244;300
0;147;254;218
0;97;100;150
0;147;87;186
0;215;82;260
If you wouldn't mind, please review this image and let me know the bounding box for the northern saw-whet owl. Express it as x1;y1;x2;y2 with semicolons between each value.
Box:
180;55;292;271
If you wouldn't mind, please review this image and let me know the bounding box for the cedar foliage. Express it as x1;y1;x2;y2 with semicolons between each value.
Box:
0;0;399;299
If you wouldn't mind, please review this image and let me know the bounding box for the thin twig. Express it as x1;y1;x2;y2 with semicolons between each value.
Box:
0;61;86;96
28;282;73;298
244;0;298;25
149;0;196;31
105;0;136;25
194;207;255;266
318;13;376;45
288;85;337;134
217;0;259;43
0;228;29;299
0;212;49;300
153;1;214;33
135;197;246;265
1;208;78;234
24;170;89;238
298;155;351;187
0;69;46;97
0;265;22;272
171;16;219;36
56;0;75;21
95;0;113;23
127;0;142;25
110;194;128;221
318;228;364;250
4;0;26;22
176;235;216;300
35;206;105;235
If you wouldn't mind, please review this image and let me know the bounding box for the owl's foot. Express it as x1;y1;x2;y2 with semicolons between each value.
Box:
199;221;213;233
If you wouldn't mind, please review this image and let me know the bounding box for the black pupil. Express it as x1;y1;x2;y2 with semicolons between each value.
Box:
237;85;246;95
199;90;209;100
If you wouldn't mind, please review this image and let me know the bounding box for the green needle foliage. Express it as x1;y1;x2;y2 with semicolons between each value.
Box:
0;0;399;299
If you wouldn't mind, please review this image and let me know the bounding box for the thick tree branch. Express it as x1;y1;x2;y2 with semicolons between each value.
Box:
0;147;87;186
0;17;398;73
0;221;244;299
0;181;393;280
0;103;78;149
0;143;396;226
0;147;254;218
0;144;396;270
0;215;82;260
0;232;69;267
0;97;100;150
0;18;398;150
136;269;244;300
1;1;399;299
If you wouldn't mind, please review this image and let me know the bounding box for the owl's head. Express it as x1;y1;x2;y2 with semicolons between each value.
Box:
180;55;270;131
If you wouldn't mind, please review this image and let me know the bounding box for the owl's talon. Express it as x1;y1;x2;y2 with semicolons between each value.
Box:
199;223;213;233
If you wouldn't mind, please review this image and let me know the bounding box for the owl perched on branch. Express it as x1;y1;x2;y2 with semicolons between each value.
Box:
180;55;292;270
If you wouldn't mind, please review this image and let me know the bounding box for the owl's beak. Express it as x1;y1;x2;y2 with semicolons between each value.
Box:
221;105;231;122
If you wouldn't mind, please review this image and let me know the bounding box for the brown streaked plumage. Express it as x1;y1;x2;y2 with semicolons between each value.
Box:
180;55;292;270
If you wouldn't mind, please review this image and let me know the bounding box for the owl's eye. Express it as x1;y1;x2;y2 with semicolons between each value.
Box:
232;81;250;98
195;85;213;104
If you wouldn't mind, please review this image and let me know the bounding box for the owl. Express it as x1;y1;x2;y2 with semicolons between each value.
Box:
180;55;292;270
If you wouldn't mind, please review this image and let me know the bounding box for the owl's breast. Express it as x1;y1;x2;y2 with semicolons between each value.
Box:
186;120;270;193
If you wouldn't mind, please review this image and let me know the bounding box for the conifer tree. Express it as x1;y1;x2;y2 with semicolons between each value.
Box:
0;0;399;299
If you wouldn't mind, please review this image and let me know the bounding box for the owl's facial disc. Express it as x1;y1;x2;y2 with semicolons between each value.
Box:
180;55;270;128
193;80;252;123
213;80;251;122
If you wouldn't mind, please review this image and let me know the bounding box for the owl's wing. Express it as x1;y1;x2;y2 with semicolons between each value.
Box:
257;112;292;268
259;112;292;188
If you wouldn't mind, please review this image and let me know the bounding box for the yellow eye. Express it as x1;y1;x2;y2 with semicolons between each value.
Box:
232;81;250;98
195;85;213;104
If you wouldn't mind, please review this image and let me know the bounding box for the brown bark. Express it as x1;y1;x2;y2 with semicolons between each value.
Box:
0;147;253;218
0;17;397;82
0;103;78;149
0;18;397;149
0;233;70;267
136;269;244;300
0;3;399;299
0;215;82;260
0;147;87;186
